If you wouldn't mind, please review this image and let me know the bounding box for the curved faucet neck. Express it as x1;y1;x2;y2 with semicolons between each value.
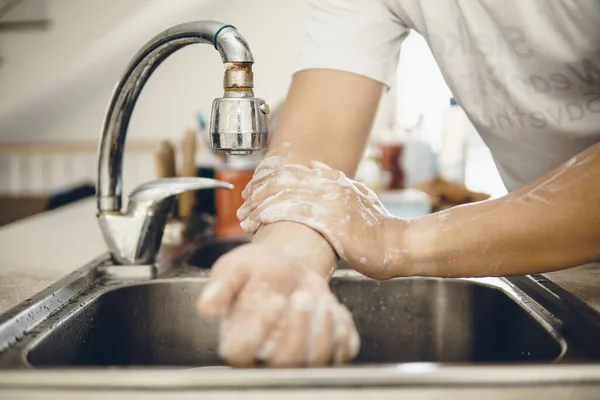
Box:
97;21;254;213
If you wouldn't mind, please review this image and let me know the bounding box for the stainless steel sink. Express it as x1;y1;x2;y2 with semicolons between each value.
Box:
25;276;565;367
1;238;600;393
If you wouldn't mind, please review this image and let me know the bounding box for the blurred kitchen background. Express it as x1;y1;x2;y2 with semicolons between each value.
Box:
0;0;507;228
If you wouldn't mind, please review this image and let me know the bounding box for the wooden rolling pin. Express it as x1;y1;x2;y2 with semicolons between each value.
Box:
155;140;176;179
179;129;197;219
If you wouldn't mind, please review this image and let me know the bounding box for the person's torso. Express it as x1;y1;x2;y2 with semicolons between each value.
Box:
389;0;600;190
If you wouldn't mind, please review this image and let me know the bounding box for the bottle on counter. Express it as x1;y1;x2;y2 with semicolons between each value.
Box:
214;154;259;238
439;98;471;184
355;145;391;192
372;127;409;190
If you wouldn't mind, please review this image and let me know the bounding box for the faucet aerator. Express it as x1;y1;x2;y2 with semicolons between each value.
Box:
209;96;269;154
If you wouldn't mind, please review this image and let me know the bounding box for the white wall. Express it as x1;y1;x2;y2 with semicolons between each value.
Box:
0;0;309;142
0;0;151;111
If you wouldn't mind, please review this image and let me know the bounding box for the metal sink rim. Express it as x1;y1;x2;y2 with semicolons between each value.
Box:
2;364;600;390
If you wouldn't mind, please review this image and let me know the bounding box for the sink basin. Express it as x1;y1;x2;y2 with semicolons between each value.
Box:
186;236;250;268
26;275;564;367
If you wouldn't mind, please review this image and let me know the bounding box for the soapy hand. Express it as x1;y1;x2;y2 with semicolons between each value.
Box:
238;158;408;280
196;243;360;367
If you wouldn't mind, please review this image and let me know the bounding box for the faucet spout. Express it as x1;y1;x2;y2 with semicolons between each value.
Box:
96;21;268;265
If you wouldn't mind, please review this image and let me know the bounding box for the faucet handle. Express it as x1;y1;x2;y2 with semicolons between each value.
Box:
98;177;234;265
130;177;233;202
128;177;233;215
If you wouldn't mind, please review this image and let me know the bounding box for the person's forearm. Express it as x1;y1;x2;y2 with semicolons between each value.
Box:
253;69;384;279
267;69;383;173
389;143;600;277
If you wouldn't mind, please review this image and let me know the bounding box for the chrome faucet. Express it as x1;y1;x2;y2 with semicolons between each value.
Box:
97;21;269;265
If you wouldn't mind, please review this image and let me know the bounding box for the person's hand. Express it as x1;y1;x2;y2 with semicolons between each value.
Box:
237;158;409;280
196;242;360;367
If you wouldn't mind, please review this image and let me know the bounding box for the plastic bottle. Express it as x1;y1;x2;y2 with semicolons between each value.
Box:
439;98;470;183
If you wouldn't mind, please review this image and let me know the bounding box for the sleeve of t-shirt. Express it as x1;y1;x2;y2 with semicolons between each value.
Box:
295;0;410;87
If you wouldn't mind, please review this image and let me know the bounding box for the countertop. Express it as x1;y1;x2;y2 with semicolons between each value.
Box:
0;198;105;314
546;263;600;315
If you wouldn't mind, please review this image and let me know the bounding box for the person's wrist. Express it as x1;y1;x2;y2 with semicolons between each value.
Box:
253;221;338;280
380;216;410;278
400;213;443;277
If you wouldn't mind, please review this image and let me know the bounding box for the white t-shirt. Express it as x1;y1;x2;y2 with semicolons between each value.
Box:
296;0;600;191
